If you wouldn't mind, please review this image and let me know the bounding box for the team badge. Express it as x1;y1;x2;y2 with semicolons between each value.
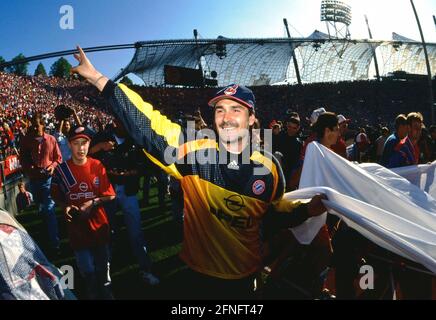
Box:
93;177;100;186
252;180;265;195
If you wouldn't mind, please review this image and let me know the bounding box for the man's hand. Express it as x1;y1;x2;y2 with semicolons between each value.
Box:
46;165;55;176
101;141;115;151
307;194;328;217
108;169;121;176
89;141;115;155
71;46;108;91
65;205;80;222
79;200;94;216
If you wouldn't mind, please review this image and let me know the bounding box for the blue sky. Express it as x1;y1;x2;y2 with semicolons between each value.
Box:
1;0;435;82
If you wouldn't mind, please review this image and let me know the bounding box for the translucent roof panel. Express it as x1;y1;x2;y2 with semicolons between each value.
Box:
120;42;204;86
377;42;436;76
287;41;378;83
202;41;297;86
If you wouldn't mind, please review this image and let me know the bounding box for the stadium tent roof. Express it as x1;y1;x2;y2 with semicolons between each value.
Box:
378;34;436;77
289;31;378;83
114;32;436;86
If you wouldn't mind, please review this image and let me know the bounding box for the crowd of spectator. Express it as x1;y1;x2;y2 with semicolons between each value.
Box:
131;79;433;131
0;71;111;159
1;71;433;162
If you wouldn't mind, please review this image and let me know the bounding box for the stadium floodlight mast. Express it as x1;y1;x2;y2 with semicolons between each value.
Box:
320;0;352;40
410;0;435;124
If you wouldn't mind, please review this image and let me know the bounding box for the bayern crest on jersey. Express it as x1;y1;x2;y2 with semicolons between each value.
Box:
252;180;265;195
93;177;100;186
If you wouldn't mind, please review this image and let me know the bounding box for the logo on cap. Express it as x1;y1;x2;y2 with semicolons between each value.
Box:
75;126;85;134
224;85;238;96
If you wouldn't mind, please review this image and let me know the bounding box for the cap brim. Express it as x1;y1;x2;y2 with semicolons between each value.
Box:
68;134;91;141
208;95;254;111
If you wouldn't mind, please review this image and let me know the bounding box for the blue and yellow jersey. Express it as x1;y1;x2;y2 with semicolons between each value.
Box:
102;81;306;279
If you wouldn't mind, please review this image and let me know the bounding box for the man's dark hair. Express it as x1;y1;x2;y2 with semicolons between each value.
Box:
286;116;300;126
394;114;407;131
313;112;338;139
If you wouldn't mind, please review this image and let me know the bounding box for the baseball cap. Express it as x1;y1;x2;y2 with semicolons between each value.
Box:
337;114;351;125
286;114;301;125
310;108;326;125
268;120;278;129
208;84;255;112
356;132;369;144
68;125;93;141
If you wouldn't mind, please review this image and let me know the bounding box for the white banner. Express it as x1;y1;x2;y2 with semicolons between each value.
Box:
285;142;436;274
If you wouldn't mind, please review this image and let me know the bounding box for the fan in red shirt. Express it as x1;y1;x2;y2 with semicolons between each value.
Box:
52;125;115;299
331;114;350;159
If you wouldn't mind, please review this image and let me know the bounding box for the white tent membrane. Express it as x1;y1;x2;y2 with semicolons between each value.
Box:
284;142;436;274
115;33;436;86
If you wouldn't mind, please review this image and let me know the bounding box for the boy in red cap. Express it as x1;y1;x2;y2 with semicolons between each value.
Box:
52;125;116;299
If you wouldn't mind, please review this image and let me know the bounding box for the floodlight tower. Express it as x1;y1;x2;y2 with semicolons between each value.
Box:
320;0;352;39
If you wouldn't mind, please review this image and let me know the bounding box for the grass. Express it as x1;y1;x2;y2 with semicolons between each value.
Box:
16;185;187;300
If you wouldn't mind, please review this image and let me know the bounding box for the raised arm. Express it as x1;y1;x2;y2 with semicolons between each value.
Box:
71;107;82;126
71;46;109;92
58;120;64;134
71;46;183;178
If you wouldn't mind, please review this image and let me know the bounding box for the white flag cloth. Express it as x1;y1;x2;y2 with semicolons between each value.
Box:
284;142;436;274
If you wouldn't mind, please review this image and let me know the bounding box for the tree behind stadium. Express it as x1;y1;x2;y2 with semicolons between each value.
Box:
120;76;134;86
0;56;5;72
34;62;47;76
50;57;72;78
5;54;29;75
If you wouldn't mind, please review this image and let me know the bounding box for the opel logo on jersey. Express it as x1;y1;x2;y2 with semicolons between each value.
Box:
224;84;238;96
79;182;88;192
224;194;245;211
252;180;265;195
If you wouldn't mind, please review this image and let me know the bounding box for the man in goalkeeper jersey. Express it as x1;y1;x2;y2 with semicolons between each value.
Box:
71;46;327;299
